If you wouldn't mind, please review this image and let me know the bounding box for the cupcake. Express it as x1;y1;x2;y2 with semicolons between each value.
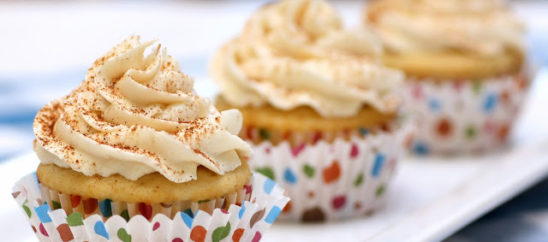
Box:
366;0;530;154
211;0;407;221
12;36;289;241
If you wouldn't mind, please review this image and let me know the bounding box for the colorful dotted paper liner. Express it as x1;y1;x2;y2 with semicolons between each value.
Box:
38;182;253;223
247;124;410;222
12;173;289;242
402;72;531;155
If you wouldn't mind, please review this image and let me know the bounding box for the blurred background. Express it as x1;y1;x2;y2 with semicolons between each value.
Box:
0;0;547;241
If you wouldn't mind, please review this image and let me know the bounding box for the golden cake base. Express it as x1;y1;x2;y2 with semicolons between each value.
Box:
383;49;524;81
36;161;251;204
216;96;397;145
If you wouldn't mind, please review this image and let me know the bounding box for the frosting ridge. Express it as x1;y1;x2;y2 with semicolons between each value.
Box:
211;0;403;117
34;36;251;183
366;0;525;56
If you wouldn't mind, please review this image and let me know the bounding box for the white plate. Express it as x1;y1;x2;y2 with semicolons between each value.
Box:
2;71;547;242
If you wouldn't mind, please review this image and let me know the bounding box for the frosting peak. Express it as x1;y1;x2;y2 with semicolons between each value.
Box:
211;0;403;117
34;36;251;183
366;0;525;56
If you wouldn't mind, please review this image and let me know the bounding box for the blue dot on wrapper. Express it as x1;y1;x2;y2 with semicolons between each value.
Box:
483;93;498;113
239;206;245;219
428;98;441;112
413;142;429;155
283;168;297;184
359;127;370;136
372;154;385;177
180;211;194;228
35;204;51;223
99;199;112;217
263;178;276;194
33;172;40;188
94;221;109;239
264;206;282;224
183;208;194;218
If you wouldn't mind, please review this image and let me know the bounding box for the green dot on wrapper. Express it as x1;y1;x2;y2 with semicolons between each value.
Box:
212;222;231;242
120;209;130;221
255;167;275;180
52;200;61;210
354;173;364;187
303;164;315;178
472;81;482;95
466;126;477;139
66;212;84;226
259;128;270;140
117;228;132;242
376;184;386;197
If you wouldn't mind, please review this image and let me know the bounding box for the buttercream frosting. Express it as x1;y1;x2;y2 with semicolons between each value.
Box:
366;0;525;56
211;0;403;117
34;36;251;183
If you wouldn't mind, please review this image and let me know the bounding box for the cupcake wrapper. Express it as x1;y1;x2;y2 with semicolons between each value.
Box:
247;123;410;222
37;183;253;222
12;173;289;242
402;72;531;155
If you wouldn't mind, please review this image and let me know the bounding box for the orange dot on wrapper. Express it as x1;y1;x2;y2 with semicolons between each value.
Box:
436;118;453;138
380;122;391;132
70;195;81;208
515;74;528;90
404;132;414;149
497;123;510;142
354;202;362;210
308;191;315;198
282;130;292;140
311;131;323;145
342;128;352;139
57;224;74;242
501;90;510;104
190;226;207;242
232;228;245;242
246;126;255;140
282;201;292;214
323;161;341;184
83;198;98;214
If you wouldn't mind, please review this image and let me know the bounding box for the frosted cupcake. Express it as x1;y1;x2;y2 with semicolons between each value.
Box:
211;0;406;221
366;0;530;154
12;36;289;241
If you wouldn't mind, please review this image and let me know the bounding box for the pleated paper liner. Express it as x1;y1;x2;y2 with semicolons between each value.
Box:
12;173;289;242
246;121;411;222
402;71;531;155
38;182;252;222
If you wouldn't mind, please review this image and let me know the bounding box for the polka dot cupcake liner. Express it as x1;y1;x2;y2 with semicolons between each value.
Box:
37;183;253;222
403;72;531;155
248;123;410;222
12;172;289;242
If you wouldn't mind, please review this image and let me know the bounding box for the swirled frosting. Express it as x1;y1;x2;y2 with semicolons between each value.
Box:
33;36;251;183
211;0;403;117
366;0;525;56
